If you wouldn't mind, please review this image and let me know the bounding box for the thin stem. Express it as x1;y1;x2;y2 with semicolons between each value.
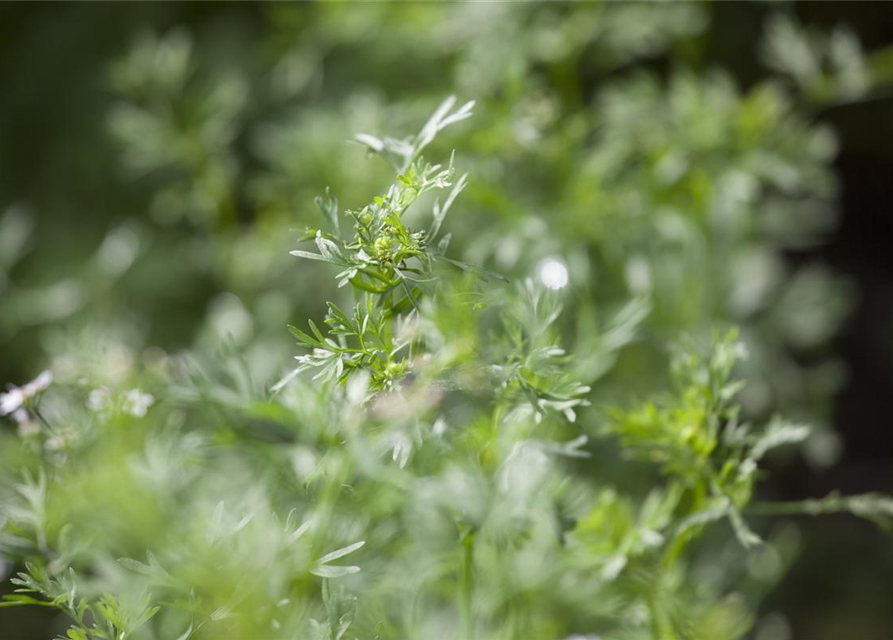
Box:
460;530;475;640
360;267;393;284
32;405;52;431
350;277;392;294
746;491;892;518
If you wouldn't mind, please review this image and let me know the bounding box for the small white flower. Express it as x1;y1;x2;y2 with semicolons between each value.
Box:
538;257;569;290
123;389;155;418
87;387;112;412
45;434;66;451
0;387;24;416
432;415;448;436
21;370;53;397
1;370;53;416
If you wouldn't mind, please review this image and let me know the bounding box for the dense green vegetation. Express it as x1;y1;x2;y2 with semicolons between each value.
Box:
2;4;893;639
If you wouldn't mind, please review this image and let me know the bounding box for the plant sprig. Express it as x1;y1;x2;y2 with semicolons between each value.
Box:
279;97;482;393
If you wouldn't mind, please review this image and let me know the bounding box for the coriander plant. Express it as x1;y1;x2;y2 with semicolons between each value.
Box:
2;97;893;640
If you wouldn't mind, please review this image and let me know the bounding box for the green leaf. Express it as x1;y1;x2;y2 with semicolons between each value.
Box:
751;418;811;460
315;232;344;263
729;508;762;549
288;324;321;348
326;302;353;332
415;96;475;155
0;594;54;607
315;187;340;236
308;319;326;345
310;565;361;579
117;558;154;576
430;172;468;240
316;540;365;565
290;249;343;265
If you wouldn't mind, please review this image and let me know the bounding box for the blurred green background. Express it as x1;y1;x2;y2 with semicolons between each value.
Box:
2;2;893;638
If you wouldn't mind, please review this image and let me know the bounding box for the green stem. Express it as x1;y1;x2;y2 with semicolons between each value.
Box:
32;406;52;431
662;480;705;570
745;491;889;517
460;530;475;640
360;267;393;284
648;594;674;640
350;277;393;294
